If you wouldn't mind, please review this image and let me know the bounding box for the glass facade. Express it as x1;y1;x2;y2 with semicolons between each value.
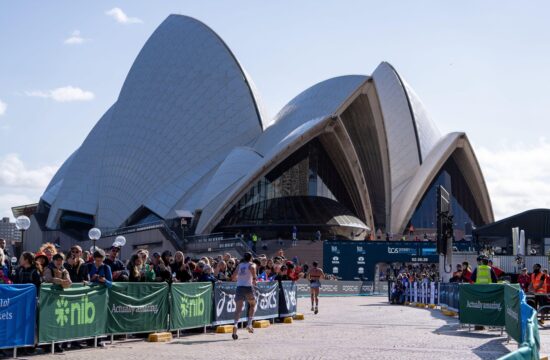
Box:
408;157;483;235
217;139;364;238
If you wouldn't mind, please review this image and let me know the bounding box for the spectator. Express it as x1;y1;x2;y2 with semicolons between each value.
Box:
450;264;463;283
0;248;12;284
314;230;321;242
214;260;229;281
518;267;530;293
12;252;41;288
34;251;48;280
127;254;145;282
198;264;217;283
275;264;290;282
226;258;236;278
171;251;192;282
0;238;11;274
43;253;72;288
89;249;112;287
488;260;504;279
65;245;89;283
38;242;57;262
259;266;275;282
104;244;129;282
461;262;473;284
152;251;171;282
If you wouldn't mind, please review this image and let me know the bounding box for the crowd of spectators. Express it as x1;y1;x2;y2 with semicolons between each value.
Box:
0;238;315;354
0;240;314;289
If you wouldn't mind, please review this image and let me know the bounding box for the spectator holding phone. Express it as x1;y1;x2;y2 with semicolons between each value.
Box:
88;248;112;287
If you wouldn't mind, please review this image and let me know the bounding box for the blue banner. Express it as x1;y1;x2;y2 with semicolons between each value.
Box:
0;284;37;349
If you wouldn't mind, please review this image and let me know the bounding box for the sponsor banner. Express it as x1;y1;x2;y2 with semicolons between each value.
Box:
39;284;108;343
213;282;279;325
213;282;248;325
0;284;37;349
296;280;374;297
170;282;212;330
253;282;279;320
504;284;522;344
107;283;169;334
279;281;297;318
459;284;505;326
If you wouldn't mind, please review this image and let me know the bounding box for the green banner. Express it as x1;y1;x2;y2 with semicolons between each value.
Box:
107;282;169;334
504;284;522;344
170;282;212;330
39;284;108;343
459;284;505;326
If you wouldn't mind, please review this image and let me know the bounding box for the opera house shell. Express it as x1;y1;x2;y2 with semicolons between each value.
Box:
39;15;493;240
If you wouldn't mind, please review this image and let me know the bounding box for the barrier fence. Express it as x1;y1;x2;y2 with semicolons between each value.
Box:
388;281;440;307
0;281;298;351
389;282;540;360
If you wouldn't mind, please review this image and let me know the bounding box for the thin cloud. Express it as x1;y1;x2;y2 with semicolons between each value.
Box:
477;139;550;220
0;193;35;220
64;30;86;45
105;7;143;24
0;99;6;116
0;154;58;189
26;86;94;102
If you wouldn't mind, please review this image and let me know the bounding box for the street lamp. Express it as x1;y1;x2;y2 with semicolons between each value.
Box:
15;215;31;252
88;228;101;253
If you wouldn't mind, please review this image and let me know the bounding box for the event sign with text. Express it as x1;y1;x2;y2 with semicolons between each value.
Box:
107;283;169;334
459;284;505;326
170;282;212;330
279;281;297;317
0;284;36;349
39;284;108;343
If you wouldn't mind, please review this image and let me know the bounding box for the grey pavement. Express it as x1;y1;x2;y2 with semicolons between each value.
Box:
29;296;549;360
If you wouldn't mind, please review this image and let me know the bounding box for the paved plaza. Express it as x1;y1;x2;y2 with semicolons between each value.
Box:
28;296;547;360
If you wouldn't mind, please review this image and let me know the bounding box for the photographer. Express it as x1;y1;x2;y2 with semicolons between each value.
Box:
64;245;89;283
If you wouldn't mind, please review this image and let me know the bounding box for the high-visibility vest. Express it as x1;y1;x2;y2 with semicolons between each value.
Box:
531;273;546;294
475;265;491;284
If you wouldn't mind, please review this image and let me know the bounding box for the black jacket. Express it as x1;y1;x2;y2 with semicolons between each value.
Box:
64;259;90;283
13;265;42;288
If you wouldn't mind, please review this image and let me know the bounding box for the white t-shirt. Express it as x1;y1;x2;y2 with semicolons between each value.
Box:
236;262;253;287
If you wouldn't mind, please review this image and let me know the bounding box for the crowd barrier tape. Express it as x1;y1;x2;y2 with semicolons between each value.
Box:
0;280;298;349
0;284;36;349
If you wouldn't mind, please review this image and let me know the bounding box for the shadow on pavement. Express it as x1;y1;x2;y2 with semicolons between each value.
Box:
471;338;511;360
170;338;242;345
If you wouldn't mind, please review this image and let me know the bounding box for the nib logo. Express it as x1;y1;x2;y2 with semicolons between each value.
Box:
54;296;95;327
55;299;70;326
180;296;205;318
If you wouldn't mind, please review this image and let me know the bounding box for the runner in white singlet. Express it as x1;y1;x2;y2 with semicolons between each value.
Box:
231;252;257;340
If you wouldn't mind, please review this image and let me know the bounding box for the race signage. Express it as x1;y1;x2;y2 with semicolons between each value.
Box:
0;284;36;349
170;282;213;330
107;283;169;334
39;284;108;343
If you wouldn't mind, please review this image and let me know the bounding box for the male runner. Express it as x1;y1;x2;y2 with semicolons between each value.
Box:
231;252;257;340
308;261;324;314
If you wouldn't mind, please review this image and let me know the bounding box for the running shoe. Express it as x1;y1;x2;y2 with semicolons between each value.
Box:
232;326;238;340
314;307;318;315
311;306;314;311
246;325;254;334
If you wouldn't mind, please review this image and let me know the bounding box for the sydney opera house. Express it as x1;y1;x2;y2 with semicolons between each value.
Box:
23;15;493;248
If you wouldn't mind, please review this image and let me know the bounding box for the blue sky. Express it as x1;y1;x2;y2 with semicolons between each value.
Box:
0;1;549;221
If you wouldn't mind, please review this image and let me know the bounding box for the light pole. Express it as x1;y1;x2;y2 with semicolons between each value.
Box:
15;215;31;253
88;228;101;253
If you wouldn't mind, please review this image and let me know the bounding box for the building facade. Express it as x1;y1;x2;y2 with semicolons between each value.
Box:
27;15;493;245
